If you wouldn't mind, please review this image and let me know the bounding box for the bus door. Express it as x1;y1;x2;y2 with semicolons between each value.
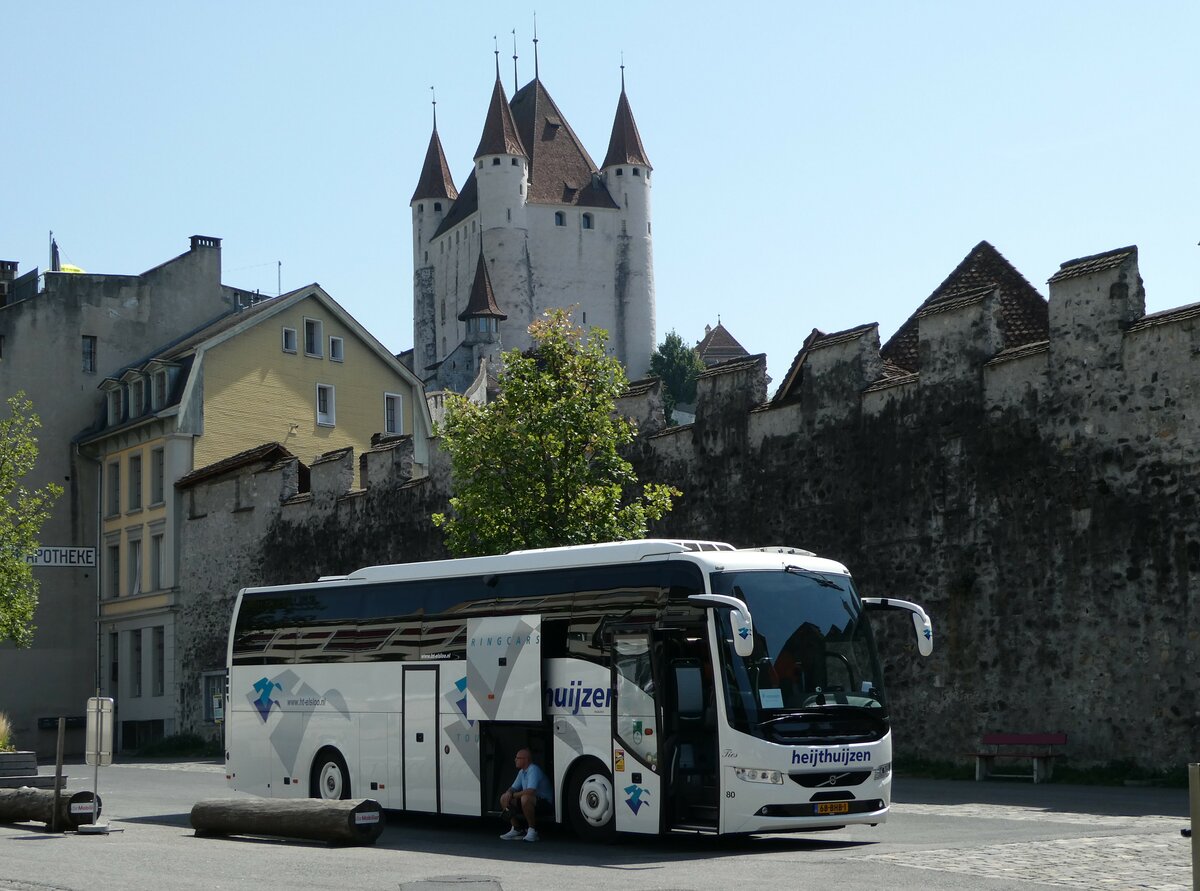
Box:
402;666;439;813
611;629;662;834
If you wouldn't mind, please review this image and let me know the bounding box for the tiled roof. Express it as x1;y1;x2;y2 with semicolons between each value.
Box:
622;377;659;398
695;322;749;367
696;353;765;379
984;340;1049;366
1047;245;1137;284
433;171;478;238
1127;300;1200;332
880;241;1048;373
601;88;652;170
458;252;507;320
510;79;619;209
474;76;527;159
175;442;294;490
411;128;458;203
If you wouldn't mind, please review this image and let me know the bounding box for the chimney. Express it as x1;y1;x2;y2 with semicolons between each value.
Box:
0;261;16;283
189;235;222;251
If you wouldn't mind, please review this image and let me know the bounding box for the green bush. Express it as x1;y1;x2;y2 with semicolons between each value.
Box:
0;712;13;752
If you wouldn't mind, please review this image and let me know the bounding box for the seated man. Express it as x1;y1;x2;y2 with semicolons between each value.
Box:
499;747;553;842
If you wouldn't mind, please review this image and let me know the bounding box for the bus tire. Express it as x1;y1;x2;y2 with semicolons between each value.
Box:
310;748;351;801
566;758;616;841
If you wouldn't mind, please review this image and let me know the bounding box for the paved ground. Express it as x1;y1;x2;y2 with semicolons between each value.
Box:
0;761;1193;890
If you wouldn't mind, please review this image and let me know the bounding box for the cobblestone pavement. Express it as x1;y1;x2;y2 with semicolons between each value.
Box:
871;801;1191;890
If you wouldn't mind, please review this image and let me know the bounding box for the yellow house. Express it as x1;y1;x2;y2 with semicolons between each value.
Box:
78;284;431;748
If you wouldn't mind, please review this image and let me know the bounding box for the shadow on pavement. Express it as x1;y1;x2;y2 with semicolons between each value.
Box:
892;776;1188;818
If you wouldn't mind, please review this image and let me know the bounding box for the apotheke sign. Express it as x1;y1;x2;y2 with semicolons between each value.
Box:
25;547;96;567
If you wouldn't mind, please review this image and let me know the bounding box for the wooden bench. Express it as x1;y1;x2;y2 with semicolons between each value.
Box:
972;732;1067;783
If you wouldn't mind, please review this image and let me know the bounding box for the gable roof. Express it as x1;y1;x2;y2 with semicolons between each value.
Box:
510;79;619;209
175;442;295;490
880;240;1048;373
696;322;749;367
1047;245;1137;284
602;87;652;170
411;127;459;203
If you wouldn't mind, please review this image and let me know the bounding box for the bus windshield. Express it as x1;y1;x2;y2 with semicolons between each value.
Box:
711;568;888;744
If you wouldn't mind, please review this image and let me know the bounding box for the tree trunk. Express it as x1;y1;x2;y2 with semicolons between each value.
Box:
190;798;384;846
0;789;101;830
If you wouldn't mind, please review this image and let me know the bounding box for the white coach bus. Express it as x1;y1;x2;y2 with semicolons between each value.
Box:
224;539;932;838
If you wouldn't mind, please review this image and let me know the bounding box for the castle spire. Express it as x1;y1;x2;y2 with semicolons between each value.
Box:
602;66;652;170
474;68;527;160
458;251;508;322
411;99;458;203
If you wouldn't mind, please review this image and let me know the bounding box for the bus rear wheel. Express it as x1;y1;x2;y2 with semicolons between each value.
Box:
310;748;350;800
567;759;616;841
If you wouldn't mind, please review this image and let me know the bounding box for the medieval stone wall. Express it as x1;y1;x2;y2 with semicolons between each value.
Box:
178;246;1199;769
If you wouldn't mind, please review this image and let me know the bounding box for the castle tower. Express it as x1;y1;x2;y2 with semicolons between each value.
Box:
410;52;656;389
410;113;458;374
459;250;508;373
601;70;655;379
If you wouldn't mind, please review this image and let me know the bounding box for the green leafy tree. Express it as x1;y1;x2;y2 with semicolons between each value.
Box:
0;392;62;647
433;308;680;556
649;329;706;424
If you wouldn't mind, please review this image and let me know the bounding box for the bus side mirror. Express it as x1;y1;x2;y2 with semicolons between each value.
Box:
862;597;934;657
687;593;756;658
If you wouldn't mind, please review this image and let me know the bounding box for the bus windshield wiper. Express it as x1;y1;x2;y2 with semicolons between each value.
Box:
785;565;844;590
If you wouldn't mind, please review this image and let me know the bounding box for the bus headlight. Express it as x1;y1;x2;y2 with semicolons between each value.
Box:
735;767;784;785
872;762;892;781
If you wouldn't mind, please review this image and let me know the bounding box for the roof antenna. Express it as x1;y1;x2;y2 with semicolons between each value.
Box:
430;85;437;129
533;12;539;81
493;35;500;80
512;29;519;93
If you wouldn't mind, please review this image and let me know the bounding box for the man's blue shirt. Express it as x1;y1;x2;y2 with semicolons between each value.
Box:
512;763;553;803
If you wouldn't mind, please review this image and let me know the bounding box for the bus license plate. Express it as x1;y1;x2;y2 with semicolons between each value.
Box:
816;802;849;816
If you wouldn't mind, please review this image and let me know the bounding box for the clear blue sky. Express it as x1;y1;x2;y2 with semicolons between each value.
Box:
5;2;1197;389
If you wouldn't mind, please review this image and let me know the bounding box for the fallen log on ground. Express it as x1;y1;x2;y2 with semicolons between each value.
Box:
190;797;384;846
0;788;101;830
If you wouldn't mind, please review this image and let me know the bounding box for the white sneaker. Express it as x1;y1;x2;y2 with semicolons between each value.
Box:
500;828;523;840
523;828;539;842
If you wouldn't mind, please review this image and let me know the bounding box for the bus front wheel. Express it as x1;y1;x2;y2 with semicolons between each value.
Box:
310;748;350;800
567;759;616;841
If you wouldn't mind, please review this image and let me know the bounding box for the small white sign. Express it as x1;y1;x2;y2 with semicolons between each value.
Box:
354;811;381;825
759;688;784;709
25;547;96;567
70;802;95;814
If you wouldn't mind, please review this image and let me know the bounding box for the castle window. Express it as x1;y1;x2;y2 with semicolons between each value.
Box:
648;222;652;234
555;212;565;227
507;208;512;222
511;158;518;166
616;168;623;176
633;168;641;176
492;157;501;166
478;161;483;169
424;251;428;263
582;213;594;230
434;202;442;211
418;203;424;213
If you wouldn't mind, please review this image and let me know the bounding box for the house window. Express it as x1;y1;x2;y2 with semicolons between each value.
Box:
316;384;335;426
151;533;164;590
152;626;165;697
109;632;119;686
128;454;142;510
127;537;142;596
107;462;120;516
130;379;144;417
329;336;344;362
555;212;565;226
582;213;594;230
131;629;143;698
150;448;165;505
384;393;403;435
304;318;323;357
107;389;122;425
151;369;168;408
82;335;97;373
107;543;120;598
282;327;297;353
